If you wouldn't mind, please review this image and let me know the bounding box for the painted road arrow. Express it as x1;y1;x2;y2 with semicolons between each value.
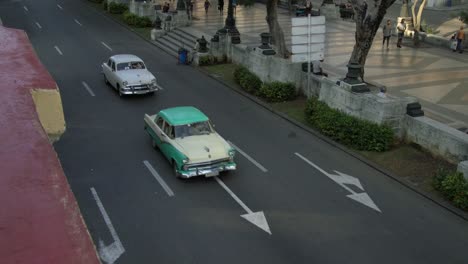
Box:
214;177;272;234
295;153;382;213
91;187;125;264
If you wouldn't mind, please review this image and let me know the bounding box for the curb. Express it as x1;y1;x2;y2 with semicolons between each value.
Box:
199;67;468;222
85;0;468;221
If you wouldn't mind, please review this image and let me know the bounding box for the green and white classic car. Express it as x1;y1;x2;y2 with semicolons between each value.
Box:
144;106;236;178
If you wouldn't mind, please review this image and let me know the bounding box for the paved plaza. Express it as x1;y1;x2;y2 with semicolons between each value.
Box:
189;2;468;129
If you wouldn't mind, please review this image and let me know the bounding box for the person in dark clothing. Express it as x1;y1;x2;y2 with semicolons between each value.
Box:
218;0;224;15
204;0;211;14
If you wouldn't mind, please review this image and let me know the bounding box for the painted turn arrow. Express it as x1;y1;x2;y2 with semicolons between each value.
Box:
91;187;125;264
214;177;272;234
295;153;382;213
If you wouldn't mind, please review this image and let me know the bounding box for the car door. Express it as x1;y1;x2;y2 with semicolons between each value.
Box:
106;60;117;88
159;120;176;161
103;59;113;85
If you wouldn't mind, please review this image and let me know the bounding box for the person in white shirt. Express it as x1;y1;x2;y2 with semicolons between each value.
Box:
396;19;406;48
312;59;328;77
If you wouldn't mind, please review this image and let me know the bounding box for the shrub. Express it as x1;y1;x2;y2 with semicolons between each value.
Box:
304;97;394;152
233;66;249;83
135;16;152;27
259;81;296;102
123;11;138;25
433;169;468;210
108;2;128;14
198;55;219;66
233;66;262;95
88;0;103;3
122;11;151;27
102;0;108;10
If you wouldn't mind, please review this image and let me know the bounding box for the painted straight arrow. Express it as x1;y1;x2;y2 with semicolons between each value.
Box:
295;153;382;213
214;177;272;235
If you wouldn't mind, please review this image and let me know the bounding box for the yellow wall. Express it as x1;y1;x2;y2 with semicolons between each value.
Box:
31;88;66;141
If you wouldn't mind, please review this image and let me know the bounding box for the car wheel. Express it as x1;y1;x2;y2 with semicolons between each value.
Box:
104;74;109;85
173;161;181;178
117;84;123;97
151;138;157;149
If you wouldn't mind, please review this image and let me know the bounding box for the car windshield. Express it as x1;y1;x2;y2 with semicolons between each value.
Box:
116;61;145;71
174;121;213;138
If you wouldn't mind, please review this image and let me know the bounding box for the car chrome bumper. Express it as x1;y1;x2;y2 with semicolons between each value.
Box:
180;163;236;178
120;86;158;95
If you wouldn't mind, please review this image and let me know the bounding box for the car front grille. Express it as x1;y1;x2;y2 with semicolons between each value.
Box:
185;158;230;170
129;84;150;90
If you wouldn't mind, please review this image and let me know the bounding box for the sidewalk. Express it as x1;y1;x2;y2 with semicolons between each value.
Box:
188;1;468;130
0;25;100;264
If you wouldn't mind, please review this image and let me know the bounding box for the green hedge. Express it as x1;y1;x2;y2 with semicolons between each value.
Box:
259;81;296;102
109;2;128;14
233;66;262;95
123;11;152;27
433;168;468;210
88;0;104;3
304;97;394;152
102;0;108;10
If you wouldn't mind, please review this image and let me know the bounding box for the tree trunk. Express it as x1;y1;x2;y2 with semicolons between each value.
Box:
266;0;288;58
348;1;388;80
411;0;426;47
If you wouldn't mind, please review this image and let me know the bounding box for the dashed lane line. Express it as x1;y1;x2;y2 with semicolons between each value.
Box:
227;141;268;173
143;160;175;197
54;46;63;55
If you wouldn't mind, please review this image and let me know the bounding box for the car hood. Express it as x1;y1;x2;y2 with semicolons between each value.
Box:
173;133;231;163
116;70;155;84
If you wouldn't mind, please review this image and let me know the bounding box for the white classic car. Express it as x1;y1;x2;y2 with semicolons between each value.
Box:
102;54;159;96
144;106;237;178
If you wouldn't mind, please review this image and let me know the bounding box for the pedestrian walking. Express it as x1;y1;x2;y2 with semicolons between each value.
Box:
396;19;406;48
189;0;194;18
305;0;312;15
204;0;211;14
455;26;465;53
382;19;392;49
232;0;237;15
218;0;224;15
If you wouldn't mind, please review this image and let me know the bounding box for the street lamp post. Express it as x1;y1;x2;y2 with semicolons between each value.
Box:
218;0;240;44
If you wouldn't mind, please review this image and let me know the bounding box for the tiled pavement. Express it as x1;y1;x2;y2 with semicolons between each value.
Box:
188;2;468;129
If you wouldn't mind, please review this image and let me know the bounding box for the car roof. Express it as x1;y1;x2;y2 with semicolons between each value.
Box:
159;107;209;126
110;54;143;63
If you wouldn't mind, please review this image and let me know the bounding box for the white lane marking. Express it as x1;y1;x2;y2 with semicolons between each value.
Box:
214;177;271;234
57;4;63;10
295;152;381;213
74;19;82;26
23;6;29;12
227;141;268;173
35;22;42;29
90;187;125;264
143;160;175;197
54;46;63;55
101;42;113;51
82;81;95;97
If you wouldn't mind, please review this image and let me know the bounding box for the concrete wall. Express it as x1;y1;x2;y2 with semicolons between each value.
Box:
230;43;303;90
458;161;468;180
404;116;468;163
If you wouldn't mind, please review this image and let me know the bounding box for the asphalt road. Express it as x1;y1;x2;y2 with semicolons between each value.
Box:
1;0;468;263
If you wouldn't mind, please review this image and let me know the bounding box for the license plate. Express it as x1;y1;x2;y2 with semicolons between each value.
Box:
205;171;219;177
